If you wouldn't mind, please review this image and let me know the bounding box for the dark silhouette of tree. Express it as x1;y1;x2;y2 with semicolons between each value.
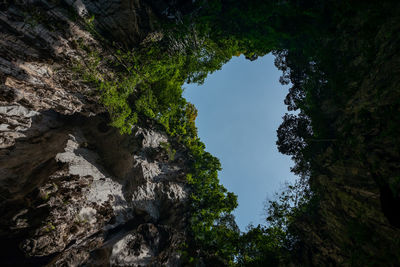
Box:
277;113;312;157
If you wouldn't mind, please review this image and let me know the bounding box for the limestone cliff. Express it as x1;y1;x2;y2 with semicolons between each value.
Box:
284;4;400;265
0;1;191;265
3;1;399;266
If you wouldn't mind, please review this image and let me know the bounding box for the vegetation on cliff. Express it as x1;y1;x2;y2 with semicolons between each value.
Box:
76;0;400;265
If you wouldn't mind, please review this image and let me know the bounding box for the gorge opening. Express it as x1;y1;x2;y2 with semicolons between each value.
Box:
183;53;297;230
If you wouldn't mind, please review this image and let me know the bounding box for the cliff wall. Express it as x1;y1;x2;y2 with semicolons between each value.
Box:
0;1;190;265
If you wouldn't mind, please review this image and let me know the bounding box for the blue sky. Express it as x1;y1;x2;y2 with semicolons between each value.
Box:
183;54;297;231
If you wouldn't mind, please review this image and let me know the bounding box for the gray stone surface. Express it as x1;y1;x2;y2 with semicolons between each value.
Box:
0;1;190;265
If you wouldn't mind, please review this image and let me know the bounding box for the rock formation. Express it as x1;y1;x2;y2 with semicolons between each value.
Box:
0;1;190;265
2;1;400;266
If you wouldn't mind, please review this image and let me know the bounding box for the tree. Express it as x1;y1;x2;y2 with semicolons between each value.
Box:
276;113;312;157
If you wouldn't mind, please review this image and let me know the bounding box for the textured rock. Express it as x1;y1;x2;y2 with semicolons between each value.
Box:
0;1;190;265
0;111;190;266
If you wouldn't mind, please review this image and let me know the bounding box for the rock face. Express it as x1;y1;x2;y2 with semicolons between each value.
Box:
290;7;400;265
0;110;190;266
0;1;190;265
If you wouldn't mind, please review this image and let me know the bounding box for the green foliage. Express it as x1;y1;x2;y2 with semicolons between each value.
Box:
235;179;313;266
74;0;400;265
73;1;313;264
236;225;286;267
160;142;176;161
75;11;241;262
44;222;56;232
265;180;311;231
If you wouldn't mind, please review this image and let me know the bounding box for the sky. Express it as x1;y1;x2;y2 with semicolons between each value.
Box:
183;54;297;231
